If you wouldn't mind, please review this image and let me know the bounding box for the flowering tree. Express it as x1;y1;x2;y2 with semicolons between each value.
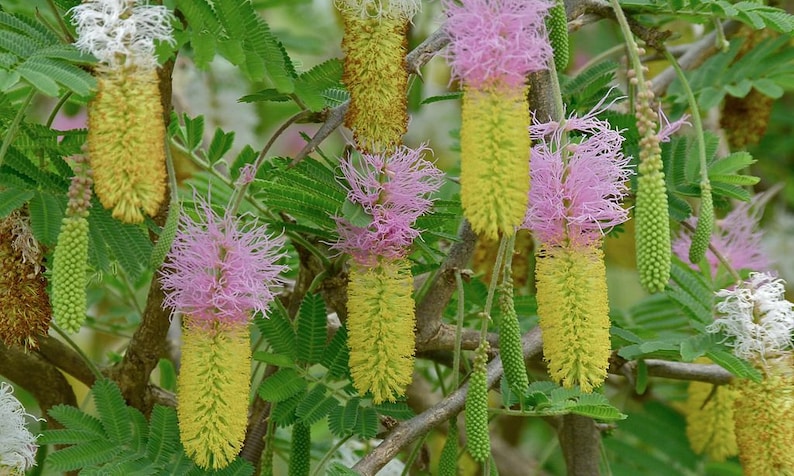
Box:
1;0;794;475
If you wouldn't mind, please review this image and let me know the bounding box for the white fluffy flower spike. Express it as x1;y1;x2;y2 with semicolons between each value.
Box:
707;272;794;362
0;383;39;474
71;0;175;70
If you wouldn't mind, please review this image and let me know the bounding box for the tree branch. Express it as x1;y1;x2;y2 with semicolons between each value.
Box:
36;335;99;388
352;327;543;475
0;341;78;423
610;356;734;385
415;220;478;346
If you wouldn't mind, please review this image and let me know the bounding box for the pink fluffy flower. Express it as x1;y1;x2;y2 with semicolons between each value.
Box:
443;0;552;90
522;103;633;246
333;145;444;264
160;195;287;328
673;190;773;276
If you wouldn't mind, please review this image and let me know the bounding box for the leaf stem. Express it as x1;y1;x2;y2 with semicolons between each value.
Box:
452;270;466;391
228;109;312;217
311;434;352;476
46;92;72;129
0;89;36;169
51;322;104;381
481;236;508;341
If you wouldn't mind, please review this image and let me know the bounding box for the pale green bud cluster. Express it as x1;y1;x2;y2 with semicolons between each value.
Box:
52;158;93;334
634;84;671;293
465;340;491;463
546;0;569;71
52;216;90;334
498;281;529;394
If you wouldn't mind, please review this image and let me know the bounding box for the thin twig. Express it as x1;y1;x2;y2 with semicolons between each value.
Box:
352;327;543;476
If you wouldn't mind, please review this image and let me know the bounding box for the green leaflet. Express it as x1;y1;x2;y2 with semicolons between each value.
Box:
42;379;254;474
296;293;328;365
175;0;295;91
0;12;95;96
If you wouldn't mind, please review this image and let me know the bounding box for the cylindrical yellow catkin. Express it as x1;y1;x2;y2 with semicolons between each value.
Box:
461;87;531;240
0;214;51;349
88;68;167;223
733;372;794;475
341;12;408;153
51;216;90;334
347;259;416;403
684;379;738;461
178;324;251;469
535;245;611;392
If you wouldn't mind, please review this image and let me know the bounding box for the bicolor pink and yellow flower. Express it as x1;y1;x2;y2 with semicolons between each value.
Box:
522;101;632;391
160;195;286;469
444;0;551;239
334;145;442;403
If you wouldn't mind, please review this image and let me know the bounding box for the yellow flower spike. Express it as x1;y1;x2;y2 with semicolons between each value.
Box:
461;87;531;240
347;259;416;403
535;245;610;392
339;5;410;153
733;370;794;475
177;323;251;470
684;378;738;461
88;68;167;223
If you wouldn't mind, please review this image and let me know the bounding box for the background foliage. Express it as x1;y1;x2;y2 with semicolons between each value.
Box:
1;0;794;475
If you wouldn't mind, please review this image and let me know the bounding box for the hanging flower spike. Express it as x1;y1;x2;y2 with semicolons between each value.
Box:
334;145;442;403
0;211;51;350
332;145;444;265
673;190;772;278
706;273;794;473
0;383;38;474
160;195;286;469
71;0;175;223
522;102;633;391
336;0;421;152
684;365;739;461
444;0;551;240
51;157;93;334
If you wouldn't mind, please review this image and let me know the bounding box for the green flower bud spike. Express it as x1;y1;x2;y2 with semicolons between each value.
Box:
546;0;570;71
288;421;311;476
51;157;93;334
438;418;459;476
688;181;714;265
465;340;491;463
498;276;529;395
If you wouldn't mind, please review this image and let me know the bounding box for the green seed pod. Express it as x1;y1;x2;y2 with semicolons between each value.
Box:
288;421;311;476
438;418;459;476
688;181;714;265
545;0;569;71
465;341;490;463
498;282;528;394
51;216;90;334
